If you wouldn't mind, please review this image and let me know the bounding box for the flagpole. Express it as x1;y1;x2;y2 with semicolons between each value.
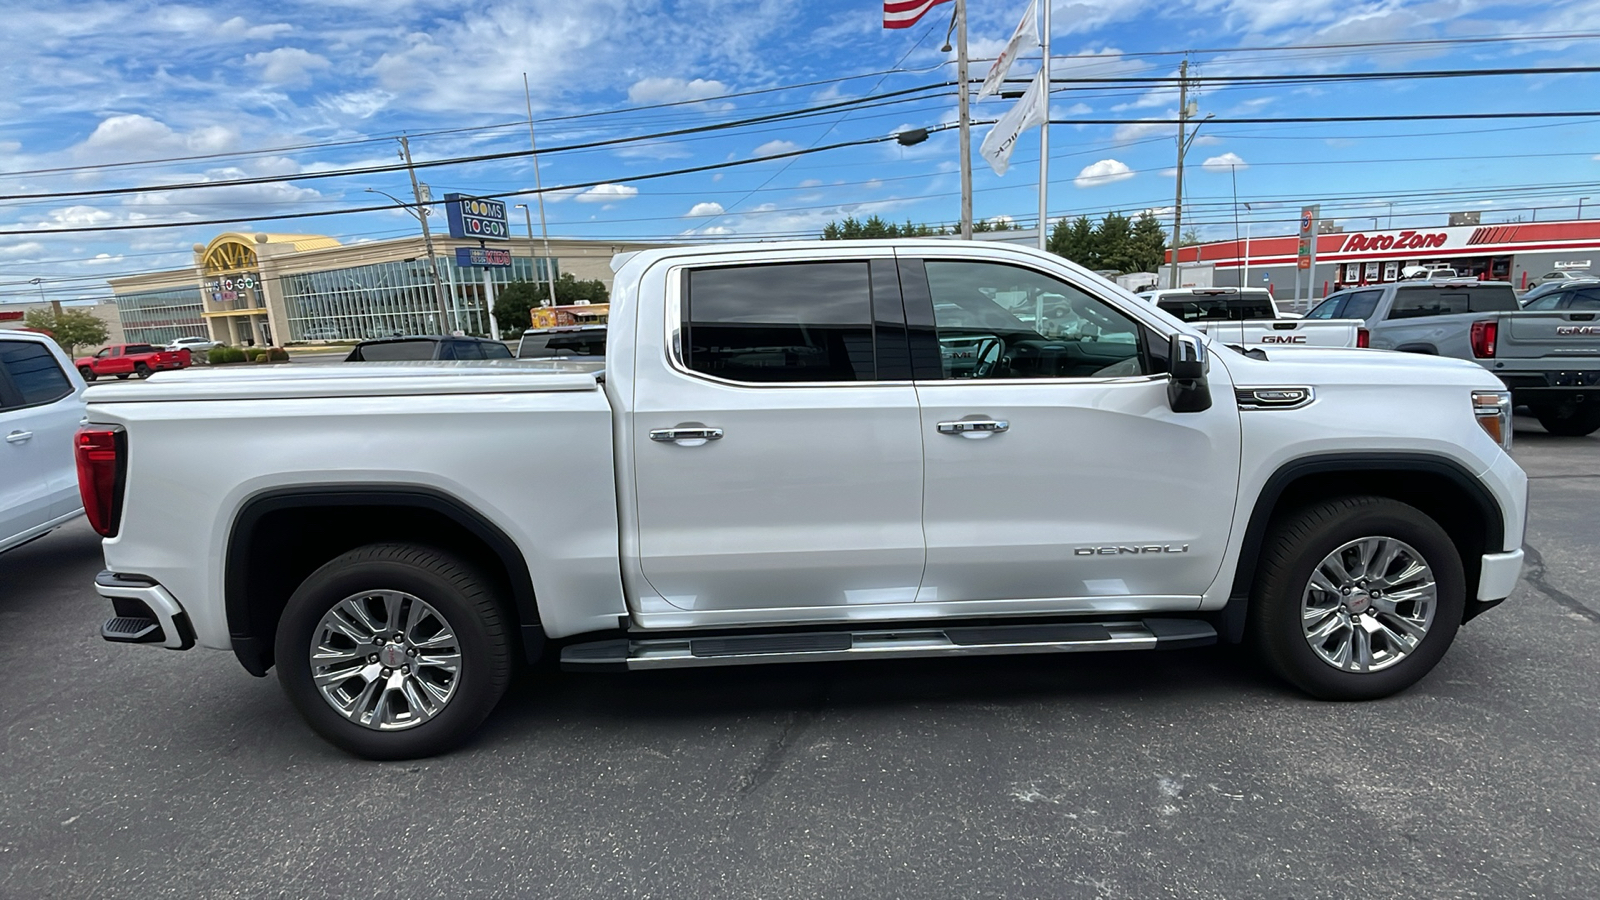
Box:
1036;0;1050;251
956;0;973;240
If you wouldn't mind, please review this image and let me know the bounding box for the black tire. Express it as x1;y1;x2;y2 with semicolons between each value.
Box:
1533;403;1600;437
1248;496;1465;701
78;366;96;382
115;373;129;380
134;362;152;379
275;543;513;759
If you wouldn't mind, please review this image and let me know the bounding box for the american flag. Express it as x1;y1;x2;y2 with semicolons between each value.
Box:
884;0;952;29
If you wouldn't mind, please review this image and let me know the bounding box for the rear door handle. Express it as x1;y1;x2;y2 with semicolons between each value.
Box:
650;426;723;446
937;419;1009;436
5;430;33;444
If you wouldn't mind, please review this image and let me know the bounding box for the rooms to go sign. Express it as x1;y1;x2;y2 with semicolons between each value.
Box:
445;193;509;240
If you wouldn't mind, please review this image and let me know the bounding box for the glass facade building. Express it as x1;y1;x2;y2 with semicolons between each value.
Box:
114;286;208;345
278;254;558;342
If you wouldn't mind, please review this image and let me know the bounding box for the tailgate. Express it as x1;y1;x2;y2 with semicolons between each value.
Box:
1498;311;1600;359
1236;320;1360;347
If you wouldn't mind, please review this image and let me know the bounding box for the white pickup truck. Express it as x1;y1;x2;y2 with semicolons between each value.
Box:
1138;287;1367;348
82;240;1528;759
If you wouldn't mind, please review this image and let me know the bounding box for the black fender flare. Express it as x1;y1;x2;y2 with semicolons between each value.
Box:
1218;452;1505;643
225;485;541;675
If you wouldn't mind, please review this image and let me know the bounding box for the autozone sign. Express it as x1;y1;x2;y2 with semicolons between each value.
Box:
1340;231;1448;252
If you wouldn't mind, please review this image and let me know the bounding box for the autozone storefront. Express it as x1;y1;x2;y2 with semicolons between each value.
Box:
1172;220;1600;297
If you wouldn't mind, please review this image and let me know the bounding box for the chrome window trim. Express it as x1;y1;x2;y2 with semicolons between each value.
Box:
913;373;1169;387
664;261;910;390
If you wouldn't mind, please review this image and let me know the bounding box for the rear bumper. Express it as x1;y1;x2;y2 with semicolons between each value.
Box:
1495;371;1600;406
94;571;194;650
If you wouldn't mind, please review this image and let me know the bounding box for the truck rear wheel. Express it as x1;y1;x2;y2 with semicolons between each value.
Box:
1533;403;1600;437
274;543;513;759
78;366;96;382
1248;496;1464;701
134;362;152;379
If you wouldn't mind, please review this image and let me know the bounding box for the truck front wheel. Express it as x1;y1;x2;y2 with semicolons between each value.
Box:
1532;402;1600;437
1249;496;1464;700
274;543;513;759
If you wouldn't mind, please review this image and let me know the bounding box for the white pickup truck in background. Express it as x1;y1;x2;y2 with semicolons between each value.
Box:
81;240;1526;759
1139;287;1368;348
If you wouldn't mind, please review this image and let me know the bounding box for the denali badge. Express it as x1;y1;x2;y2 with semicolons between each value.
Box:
1074;544;1191;556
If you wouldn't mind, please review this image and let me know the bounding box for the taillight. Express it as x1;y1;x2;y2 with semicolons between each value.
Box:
1469;320;1498;358
75;426;126;537
1356;328;1370;349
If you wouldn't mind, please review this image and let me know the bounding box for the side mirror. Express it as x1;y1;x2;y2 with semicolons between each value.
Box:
1167;333;1212;413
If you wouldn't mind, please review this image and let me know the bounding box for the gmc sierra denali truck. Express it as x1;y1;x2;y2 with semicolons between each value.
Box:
81;240;1528;759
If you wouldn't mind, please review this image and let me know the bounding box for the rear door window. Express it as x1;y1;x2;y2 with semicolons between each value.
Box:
1305;297;1345;319
1339;290;1382;320
481;341;512;359
1568;288;1600;310
1388;288;1467;319
684;262;876;383
0;339;73;409
1524;292;1568;311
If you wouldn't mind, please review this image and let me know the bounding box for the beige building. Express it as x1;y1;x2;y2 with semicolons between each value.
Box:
108;231;660;346
0;298;125;352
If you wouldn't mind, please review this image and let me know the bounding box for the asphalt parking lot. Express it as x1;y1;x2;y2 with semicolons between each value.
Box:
2;424;1596;899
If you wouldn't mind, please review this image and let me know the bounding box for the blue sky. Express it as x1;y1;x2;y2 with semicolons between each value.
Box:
3;0;1600;302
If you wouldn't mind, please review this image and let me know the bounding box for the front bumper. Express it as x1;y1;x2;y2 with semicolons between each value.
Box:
95;571;194;650
1477;549;1524;602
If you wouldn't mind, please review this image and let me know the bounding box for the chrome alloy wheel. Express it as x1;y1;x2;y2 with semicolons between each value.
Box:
1301;536;1437;673
308;590;463;731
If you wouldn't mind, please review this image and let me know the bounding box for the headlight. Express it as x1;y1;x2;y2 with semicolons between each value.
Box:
1472;389;1513;451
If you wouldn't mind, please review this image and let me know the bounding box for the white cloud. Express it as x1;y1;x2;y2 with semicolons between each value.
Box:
247;47;330;87
1201;152;1248;172
685;201;725;217
316;90;393;119
627;77;730;104
1074;159;1135;188
575;183;638;203
753;139;801;158
75;115;238;160
798;179;823;188
1112;116;1173;143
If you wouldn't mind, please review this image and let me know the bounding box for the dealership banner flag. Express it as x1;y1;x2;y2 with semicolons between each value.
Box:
979;71;1046;176
978;1;1040;100
884;0;951;29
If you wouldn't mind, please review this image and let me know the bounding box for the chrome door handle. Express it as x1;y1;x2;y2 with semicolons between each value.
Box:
937;419;1008;435
5;430;33;444
650;426;723;445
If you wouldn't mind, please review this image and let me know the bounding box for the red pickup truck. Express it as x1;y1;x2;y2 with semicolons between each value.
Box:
75;343;191;381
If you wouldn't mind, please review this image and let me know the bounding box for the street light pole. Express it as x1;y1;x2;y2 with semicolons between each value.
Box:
515;203;558;308
956;0;973;239
395;136;453;334
522;74;562;308
1168;62;1210;288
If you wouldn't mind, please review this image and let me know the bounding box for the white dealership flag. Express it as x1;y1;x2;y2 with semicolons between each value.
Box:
979;71;1047;176
978;0;1040;100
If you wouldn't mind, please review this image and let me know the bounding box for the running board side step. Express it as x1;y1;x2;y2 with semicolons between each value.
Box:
561;618;1215;672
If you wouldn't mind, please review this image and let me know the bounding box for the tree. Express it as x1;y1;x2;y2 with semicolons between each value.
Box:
493;273;610;337
1179;226;1203;247
1048;215;1097;267
1094;212;1135;273
1127;211;1169;274
23;307;107;356
821;217;950;239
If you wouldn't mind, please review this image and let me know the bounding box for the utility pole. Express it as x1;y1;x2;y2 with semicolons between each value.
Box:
398;136;453;333
956;0;973;239
523;74;561;308
1036;0;1051;251
1168;59;1189;288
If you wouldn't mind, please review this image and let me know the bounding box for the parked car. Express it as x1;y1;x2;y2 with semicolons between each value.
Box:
1;331;85;554
166;335;219;354
75;343;191;381
517;325;607;359
1310;277;1600;434
1535;270;1593;285
301;328;344;341
1139;287;1367;348
1519;279;1599;307
344;336;514;361
81;240;1527;759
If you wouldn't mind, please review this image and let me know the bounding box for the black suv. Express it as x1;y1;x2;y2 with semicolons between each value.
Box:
344;336;514;362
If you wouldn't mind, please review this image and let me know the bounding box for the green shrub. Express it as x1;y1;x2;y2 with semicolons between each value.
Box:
207;346;231;364
266;347;290;362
